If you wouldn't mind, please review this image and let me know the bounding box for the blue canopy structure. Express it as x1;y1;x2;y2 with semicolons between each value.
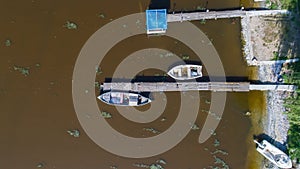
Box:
146;9;167;34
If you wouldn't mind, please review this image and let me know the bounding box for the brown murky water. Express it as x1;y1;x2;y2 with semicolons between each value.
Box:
0;0;263;169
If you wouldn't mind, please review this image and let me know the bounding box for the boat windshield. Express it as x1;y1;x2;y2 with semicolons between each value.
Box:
275;154;290;165
129;95;138;102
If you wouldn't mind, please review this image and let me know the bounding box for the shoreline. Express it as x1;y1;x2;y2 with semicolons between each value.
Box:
241;12;295;168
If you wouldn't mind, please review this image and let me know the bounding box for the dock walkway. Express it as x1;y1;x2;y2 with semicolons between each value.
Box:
167;10;289;22
102;82;296;92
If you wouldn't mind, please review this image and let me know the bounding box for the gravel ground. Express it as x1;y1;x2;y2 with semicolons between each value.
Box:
241;12;297;168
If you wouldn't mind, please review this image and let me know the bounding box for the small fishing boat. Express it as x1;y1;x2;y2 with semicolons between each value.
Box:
98;91;151;106
254;139;292;169
167;64;202;80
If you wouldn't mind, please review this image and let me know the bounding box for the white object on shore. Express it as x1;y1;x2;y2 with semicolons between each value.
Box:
254;139;292;169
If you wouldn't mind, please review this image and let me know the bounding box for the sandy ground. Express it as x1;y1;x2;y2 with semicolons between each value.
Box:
250;14;299;61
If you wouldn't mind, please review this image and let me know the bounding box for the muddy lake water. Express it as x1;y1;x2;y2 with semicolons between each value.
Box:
0;0;265;168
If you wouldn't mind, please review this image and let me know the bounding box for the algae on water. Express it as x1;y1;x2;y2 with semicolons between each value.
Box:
5;39;12;46
13;65;30;76
67;129;80;138
63;21;77;30
101;111;112;119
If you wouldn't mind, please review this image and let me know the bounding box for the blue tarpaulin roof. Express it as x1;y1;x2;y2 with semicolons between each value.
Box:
146;9;167;32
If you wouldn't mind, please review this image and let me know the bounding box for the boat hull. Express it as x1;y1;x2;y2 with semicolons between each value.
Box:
167;64;202;80
98;91;151;106
254;140;292;169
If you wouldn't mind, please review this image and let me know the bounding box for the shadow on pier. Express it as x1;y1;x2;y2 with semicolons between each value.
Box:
104;76;249;83
148;0;170;10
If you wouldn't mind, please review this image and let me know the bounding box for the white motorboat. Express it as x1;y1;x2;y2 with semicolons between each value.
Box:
254;139;292;169
98;91;151;106
167;64;202;80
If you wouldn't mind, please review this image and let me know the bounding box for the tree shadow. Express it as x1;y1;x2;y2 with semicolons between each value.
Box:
276;15;300;59
275;2;300;84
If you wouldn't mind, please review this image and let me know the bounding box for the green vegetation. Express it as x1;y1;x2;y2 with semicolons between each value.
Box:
96;66;103;74
200;19;206;24
196;5;206;10
101;111;112;119
143;127;160;134
13;65;30;76
213;156;229;169
5;39;11;46
63;21;78;30
95;81;101;90
133;158;167;169
269;0;300;162
98;13;105;18
181;55;190;60
285;89;300;161
272;51;287;60
266;0;299;11
67;129;80;137
191;123;200;130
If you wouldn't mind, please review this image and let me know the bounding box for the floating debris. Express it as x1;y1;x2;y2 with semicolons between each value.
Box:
214;139;220;147
67;129;80;138
101;111;112;119
245;111;251;116
143;127;160;134
36;162;45;168
204;147;209;151
5;39;11;46
191;123;200;130
63;21;77;30
35;63;41;68
211;149;228;155
98;13;105;18
110;165;118;169
181;55;190;60
13;65;30;76
156;159;167;165
160;117;167;122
